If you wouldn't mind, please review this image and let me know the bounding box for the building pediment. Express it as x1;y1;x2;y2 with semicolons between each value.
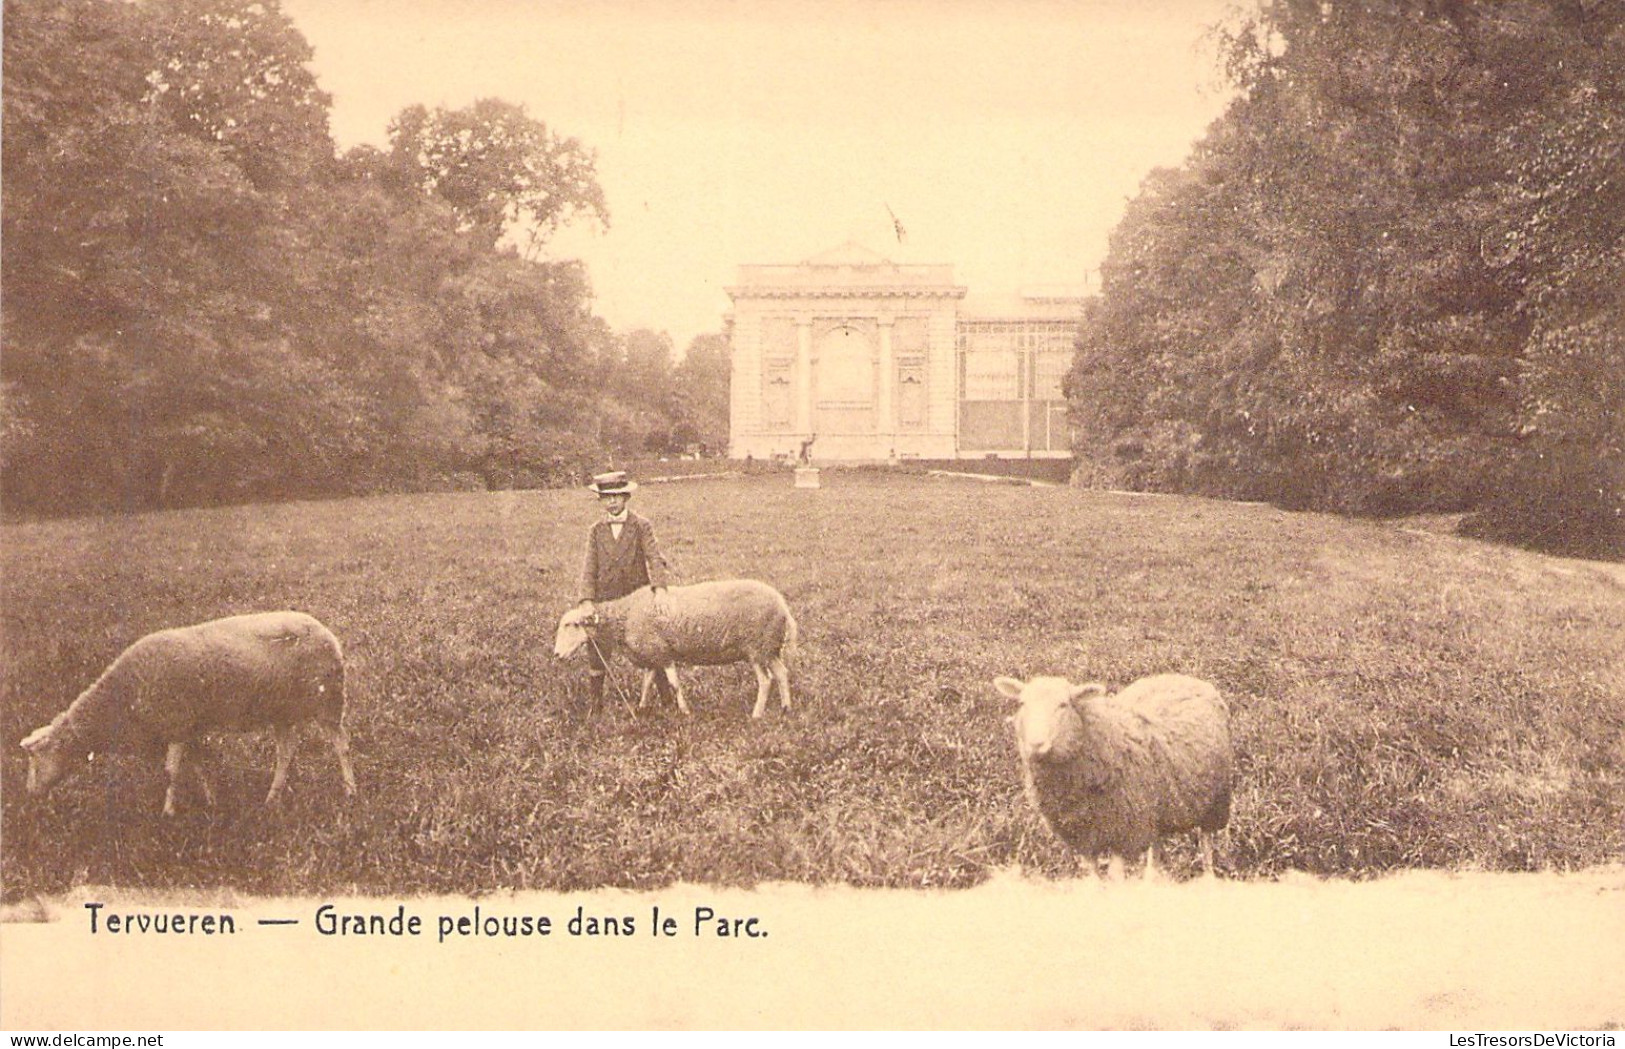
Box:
724;284;968;301
727;242;965;301
801;240;895;267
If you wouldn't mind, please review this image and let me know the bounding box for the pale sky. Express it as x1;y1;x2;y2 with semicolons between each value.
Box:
280;0;1242;349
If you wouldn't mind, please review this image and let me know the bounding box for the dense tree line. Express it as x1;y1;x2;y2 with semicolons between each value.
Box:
1067;0;1623;556
2;0;726;516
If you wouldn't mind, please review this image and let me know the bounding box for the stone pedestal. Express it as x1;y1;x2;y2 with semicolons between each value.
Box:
794;467;821;489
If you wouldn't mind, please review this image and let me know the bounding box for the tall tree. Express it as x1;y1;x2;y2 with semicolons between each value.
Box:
2;0;322;508
1069;0;1624;552
673;332;732;455
3;0;672;512
384;98;609;252
141;0;334;188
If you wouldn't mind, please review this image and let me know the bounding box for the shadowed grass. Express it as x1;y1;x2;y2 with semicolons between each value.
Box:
3;473;1622;898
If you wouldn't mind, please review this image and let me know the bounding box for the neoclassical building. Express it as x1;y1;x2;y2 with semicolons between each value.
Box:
725;242;1083;463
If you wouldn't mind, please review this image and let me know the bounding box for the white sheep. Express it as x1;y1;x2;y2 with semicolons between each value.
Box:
994;672;1233;879
554;579;798;718
19;611;358;816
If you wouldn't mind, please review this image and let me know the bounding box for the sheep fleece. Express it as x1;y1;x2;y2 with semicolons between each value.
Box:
1021;674;1232;860
55;612;346;750
593;580;795;666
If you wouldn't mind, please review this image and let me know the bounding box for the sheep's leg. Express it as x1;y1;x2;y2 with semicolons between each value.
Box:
750;662;772;718
666;666;689;715
267;725;297;804
770;657;792;712
638;670;656;710
163;742;188;817
1199;829;1216;878
1142;843;1159;882
194;766;216;808
315;721;358;797
1105;854;1126;882
190;740;217;808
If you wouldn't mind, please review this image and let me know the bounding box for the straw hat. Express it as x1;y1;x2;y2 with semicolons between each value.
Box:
587;471;637;495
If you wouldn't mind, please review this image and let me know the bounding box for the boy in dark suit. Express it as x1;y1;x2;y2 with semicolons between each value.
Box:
576;471;674;706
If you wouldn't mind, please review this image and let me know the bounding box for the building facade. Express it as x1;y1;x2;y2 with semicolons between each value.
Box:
725;242;1082;462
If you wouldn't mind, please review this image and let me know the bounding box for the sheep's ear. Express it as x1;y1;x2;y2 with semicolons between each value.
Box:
993;677;1026;701
1069;682;1107;702
559;604;597;630
19;726;53;751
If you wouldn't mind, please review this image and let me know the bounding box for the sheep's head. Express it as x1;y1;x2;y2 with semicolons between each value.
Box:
19;724;84;795
553;604;598;658
994;676;1106;764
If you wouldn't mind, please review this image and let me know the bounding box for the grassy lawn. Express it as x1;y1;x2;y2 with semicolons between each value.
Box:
3;471;1622;899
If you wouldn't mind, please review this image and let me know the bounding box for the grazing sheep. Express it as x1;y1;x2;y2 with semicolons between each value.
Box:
19;611;357;816
993;672;1232;879
554;579;797;718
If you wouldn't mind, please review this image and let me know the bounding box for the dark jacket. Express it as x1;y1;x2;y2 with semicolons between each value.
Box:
578;511;673;603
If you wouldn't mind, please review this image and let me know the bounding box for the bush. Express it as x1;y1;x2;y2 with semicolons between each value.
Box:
1461;449;1625;561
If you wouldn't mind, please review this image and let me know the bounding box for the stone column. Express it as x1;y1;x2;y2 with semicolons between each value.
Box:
1021;346;1033;455
795;318;812;436
876;316;895;447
